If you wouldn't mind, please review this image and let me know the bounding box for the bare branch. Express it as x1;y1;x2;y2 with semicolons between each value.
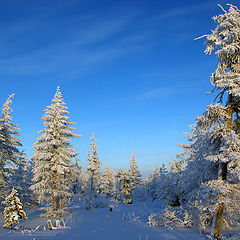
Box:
207;86;216;95
217;4;227;13
213;89;226;104
226;4;240;12
194;35;209;41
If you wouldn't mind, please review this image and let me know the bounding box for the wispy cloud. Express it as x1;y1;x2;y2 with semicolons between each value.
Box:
140;83;202;100
0;4;155;78
153;1;215;20
141;88;170;98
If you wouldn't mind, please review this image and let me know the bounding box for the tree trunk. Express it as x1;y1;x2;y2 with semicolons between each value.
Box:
51;194;55;210
52;180;56;210
212;94;233;239
212;203;224;239
211;162;227;239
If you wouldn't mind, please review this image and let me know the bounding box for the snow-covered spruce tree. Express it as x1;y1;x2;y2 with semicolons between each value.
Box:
197;4;240;238
85;133;101;197
118;169;132;204
172;4;240;238
0;94;22;201
11;151;32;206
31;86;81;217
115;168;124;201
146;163;178;204
146;163;161;200
2;187;27;229
128;152;142;194
100;165;116;199
72;156;84;197
156;164;179;205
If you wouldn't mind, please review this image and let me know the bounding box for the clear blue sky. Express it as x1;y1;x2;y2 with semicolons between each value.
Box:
0;0;238;175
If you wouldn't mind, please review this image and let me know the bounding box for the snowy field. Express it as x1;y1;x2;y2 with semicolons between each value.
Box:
1;200;239;240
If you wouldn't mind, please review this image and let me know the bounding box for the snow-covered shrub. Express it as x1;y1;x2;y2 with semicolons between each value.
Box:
148;207;193;229
41;209;69;218
84;193;112;210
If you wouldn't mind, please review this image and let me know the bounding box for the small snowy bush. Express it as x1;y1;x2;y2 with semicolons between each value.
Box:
40;209;70;218
148;208;193;229
84;194;113;210
2;188;28;229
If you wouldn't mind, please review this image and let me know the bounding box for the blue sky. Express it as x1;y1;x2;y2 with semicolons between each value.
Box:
0;0;239;175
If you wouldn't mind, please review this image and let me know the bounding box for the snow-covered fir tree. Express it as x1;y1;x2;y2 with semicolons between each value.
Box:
196;4;240;238
85;133;101;196
11;151;32;206
0;94;22;201
146;163;161;200
72;156;84;200
128;152;141;193
115;168;124;201
31;86;81;216
2;187;27;229
100;165;116;198
156;164;179;205
118;169;132;204
171;4;240;238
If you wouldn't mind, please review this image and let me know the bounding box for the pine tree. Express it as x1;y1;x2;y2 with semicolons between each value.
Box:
100;165;116;198
31;86;81;215
0;94;22;201
85;133;101;196
128;152;142;193
2;187;27;229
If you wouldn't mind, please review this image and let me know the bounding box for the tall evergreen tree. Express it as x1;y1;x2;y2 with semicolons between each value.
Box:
197;4;240;238
120;170;132;204
100;165;116;198
128;152;142;193
117;169;132;204
176;4;240;238
31;86;81;215
0;94;22;200
85;133;101;196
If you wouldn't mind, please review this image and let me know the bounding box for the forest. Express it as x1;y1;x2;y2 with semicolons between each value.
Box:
0;3;240;240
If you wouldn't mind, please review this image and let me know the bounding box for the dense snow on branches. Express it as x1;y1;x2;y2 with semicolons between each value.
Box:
2;188;27;229
30;87;81;216
0;94;22;200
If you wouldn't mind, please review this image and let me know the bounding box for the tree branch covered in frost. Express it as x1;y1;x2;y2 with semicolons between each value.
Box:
203;4;240;97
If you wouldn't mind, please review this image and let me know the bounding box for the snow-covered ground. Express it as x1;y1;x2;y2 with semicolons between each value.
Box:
0;200;239;240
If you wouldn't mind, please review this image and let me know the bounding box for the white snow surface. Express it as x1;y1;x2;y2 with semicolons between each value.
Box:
0;200;238;240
